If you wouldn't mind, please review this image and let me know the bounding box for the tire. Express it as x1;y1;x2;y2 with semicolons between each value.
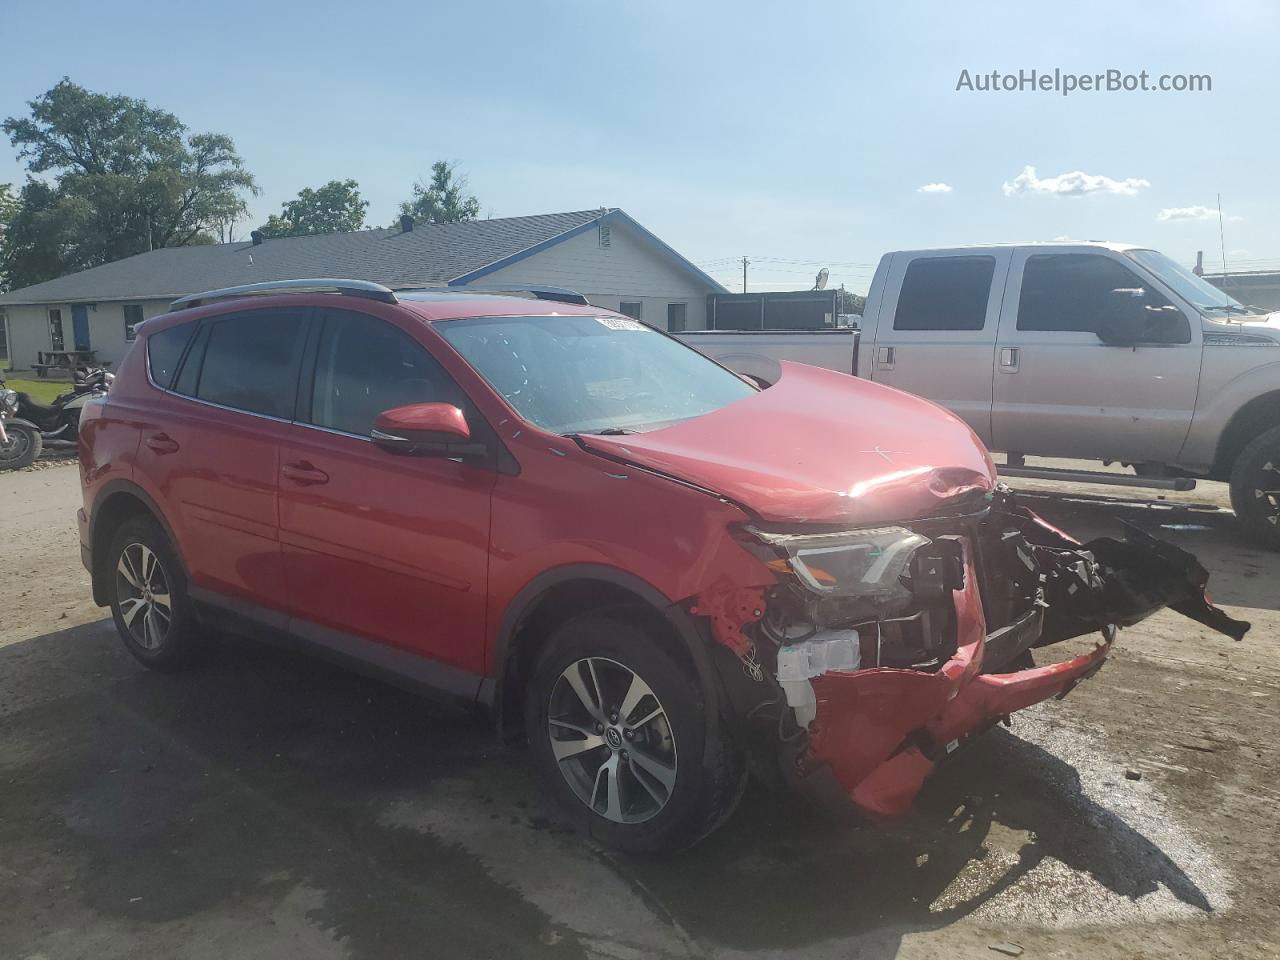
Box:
0;422;41;470
1229;424;1280;551
107;515;205;670
525;612;745;853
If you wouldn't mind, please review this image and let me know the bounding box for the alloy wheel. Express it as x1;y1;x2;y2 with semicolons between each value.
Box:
115;542;172;650
547;656;678;824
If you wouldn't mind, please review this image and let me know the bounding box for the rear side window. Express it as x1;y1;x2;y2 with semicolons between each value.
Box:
191;311;307;418
147;323;193;389
308;310;462;436
893;256;995;331
1017;254;1185;341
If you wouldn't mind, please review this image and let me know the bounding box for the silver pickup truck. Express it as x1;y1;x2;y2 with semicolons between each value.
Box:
676;242;1280;548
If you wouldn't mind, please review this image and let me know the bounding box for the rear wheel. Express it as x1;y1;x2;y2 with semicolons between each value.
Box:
108;516;205;670
525;613;744;853
1229;425;1280;550
0;422;41;470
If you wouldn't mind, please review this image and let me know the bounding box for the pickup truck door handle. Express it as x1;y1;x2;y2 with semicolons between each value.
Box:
999;347;1019;372
876;345;896;370
145;433;180;454
281;460;329;486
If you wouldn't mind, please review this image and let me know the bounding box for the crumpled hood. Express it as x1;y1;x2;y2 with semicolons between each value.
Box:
579;362;997;525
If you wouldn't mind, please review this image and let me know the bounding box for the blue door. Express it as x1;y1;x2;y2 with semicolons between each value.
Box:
71;304;91;351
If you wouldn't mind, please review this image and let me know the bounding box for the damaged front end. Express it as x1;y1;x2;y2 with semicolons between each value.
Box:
700;488;1250;824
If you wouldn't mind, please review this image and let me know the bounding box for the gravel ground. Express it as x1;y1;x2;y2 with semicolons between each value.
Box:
0;462;1277;960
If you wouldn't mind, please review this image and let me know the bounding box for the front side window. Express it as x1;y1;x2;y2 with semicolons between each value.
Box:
438;314;755;435
1018;254;1188;342
123;304;144;341
308;310;460;436
192;311;306;418
893;256;995;331
49;309;65;351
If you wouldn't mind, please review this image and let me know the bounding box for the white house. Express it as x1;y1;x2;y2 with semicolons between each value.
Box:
0;208;725;372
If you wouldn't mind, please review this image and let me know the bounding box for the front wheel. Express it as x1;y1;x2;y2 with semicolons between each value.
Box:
525;613;745;853
0;421;41;470
1229;424;1280;550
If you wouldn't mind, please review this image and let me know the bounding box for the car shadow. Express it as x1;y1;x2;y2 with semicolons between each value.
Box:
0;618;1219;959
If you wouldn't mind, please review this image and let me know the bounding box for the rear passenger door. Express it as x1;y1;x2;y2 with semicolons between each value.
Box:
868;251;1011;445
278;308;497;681
138;307;309;613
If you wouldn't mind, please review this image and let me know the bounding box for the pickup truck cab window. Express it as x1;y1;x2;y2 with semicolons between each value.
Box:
1017;253;1189;344
893;256;995;331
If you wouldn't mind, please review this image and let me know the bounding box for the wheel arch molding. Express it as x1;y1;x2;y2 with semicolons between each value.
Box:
87;479;187;606
485;564;724;744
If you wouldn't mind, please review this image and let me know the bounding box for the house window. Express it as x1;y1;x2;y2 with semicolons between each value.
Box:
667;303;687;332
48;309;65;351
124;304;145;341
619;301;643;321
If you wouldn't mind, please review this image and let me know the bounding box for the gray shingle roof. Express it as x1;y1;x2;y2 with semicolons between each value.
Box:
0;209;608;305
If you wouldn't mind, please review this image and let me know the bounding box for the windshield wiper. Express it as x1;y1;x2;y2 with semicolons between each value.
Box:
1202;304;1252;315
592;427;638;435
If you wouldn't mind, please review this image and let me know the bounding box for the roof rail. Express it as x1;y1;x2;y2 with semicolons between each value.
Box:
442;284;590;306
169;278;397;311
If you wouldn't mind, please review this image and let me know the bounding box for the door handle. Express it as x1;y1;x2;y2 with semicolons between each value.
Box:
999;347;1019;372
145;433;180;454
282;460;329;486
876;345;896;370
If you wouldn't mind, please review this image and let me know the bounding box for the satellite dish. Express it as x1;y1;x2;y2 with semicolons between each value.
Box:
813;267;829;291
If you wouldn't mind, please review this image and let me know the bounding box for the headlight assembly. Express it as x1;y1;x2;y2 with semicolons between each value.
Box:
746;525;930;596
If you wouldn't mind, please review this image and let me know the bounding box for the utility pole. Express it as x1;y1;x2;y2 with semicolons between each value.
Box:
741;256;749;293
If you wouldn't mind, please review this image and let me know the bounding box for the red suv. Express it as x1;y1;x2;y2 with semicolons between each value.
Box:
78;279;1247;852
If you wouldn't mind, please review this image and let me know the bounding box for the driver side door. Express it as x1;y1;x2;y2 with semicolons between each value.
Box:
278;307;498;682
990;251;1202;462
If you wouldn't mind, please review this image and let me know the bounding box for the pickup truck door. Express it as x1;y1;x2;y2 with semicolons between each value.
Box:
990;250;1203;462
868;250;1010;445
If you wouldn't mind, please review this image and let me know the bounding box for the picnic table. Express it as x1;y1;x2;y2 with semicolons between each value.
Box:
33;349;105;378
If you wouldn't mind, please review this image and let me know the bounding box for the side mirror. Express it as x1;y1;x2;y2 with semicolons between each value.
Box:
371;403;486;458
1095;288;1148;346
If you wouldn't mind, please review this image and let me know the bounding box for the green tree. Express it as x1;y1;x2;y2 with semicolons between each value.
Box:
836;289;866;315
258;179;369;238
0;78;257;289
398;161;480;225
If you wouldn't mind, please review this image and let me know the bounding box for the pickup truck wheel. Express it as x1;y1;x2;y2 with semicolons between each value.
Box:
525;613;745;853
1229;425;1280;550
108;516;205;670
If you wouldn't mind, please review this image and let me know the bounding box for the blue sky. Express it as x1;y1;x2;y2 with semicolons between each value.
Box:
2;0;1275;293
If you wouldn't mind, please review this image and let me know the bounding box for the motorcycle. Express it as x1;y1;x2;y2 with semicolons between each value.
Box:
0;366;113;471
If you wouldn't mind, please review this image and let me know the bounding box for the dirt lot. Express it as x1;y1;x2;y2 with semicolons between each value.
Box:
1;461;1277;960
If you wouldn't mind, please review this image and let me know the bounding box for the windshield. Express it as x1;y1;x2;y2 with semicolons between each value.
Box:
1124;248;1247;312
437;315;756;435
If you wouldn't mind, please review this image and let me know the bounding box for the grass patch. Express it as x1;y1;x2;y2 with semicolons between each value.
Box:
3;379;66;404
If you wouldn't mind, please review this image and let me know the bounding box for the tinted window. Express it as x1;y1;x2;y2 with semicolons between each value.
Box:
147;323;193;389
1018;254;1186;341
194;311;306;418
893;256;995;331
309;311;459;436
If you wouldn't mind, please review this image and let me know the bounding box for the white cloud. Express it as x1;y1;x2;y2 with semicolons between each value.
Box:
1156;205;1243;222
917;182;953;194
1002;164;1151;197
